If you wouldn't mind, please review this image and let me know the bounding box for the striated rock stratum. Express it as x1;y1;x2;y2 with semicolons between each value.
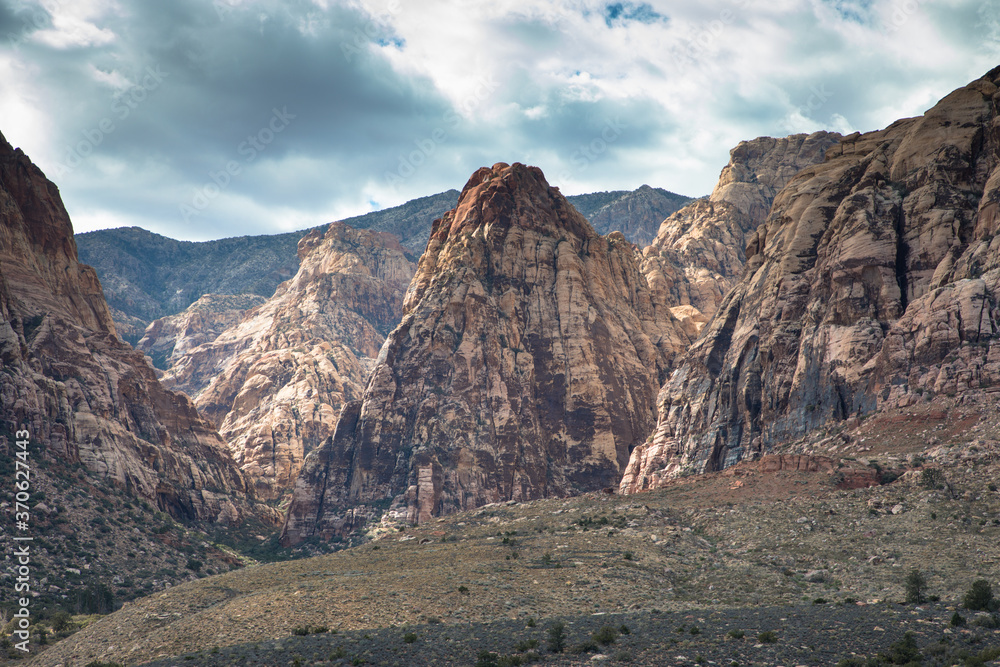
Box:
282;162;689;544
136;293;266;371
163;223;416;500
640;131;841;336
622;66;1000;493
0;130;268;523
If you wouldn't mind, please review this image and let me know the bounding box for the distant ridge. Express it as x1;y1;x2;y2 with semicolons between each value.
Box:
77;186;691;342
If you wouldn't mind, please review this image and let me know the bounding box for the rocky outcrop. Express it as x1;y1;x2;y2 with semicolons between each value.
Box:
164;223;416;500
281;162;689;544
587;185;692;246
622;67;1000;491
136;293;266;370
640;132;841;333
0;130;269;523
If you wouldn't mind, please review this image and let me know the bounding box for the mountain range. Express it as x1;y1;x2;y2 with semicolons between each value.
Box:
76;186;691;345
3;66;1000;665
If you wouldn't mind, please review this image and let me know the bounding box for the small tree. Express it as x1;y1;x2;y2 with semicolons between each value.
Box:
964;579;996;611
905;569;928;604
547;621;566;653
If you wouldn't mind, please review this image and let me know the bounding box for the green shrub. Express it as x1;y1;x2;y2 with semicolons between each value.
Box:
878;632;921;665
593;625;619;645
547;621;566;653
964;579;996;611
757;630;778;643
50;610;73;632
905;569;928;604
475;651;500;667
727;629;745;639
950;612;966;627
403;632;417;643
572;639;599;654
515;639;538;651
619;624;630;635
292;626;309;636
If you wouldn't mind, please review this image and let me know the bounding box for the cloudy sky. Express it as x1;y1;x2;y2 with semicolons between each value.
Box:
1;0;998;241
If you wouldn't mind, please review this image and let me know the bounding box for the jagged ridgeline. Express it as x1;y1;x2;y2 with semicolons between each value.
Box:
77;188;690;344
281;162;691;544
623;66;1000;492
0;129;275;525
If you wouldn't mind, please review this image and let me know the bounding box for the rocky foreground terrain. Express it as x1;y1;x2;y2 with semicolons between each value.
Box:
23;391;1000;666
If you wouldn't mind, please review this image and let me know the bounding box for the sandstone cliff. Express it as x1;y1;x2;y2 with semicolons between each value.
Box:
622;67;1000;492
136;293;266;370
164;223;416;500
282;162;689;544
640;132;842;336
0;130;268;523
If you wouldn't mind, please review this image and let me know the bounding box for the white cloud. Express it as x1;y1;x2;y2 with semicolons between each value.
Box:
0;0;996;241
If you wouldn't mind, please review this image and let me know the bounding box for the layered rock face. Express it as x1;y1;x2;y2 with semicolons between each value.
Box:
640;132;841;335
136;293;266;370
0;131;265;523
282;162;688;544
164;223;416;500
622;68;1000;492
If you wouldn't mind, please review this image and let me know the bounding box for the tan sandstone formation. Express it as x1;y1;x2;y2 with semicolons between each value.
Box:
641;131;841;334
162;223;416;500
0;130;268;523
281;162;689;544
136;293;266;370
622;67;1000;493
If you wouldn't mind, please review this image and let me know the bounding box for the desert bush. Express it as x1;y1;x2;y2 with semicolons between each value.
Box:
49;610;72;633
403;631;417;643
727;629;745;639
904;569;928;604
593;625;618;645
878;632;921;665
547;621;566;653
757;630;778;643
964;579;996;611
951;611;966;627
